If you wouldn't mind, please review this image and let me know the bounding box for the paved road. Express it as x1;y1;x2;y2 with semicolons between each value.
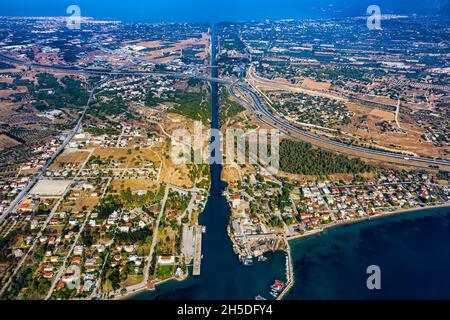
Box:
192;225;202;276
0;78;109;224
45;212;92;300
0;181;73;296
230;82;450;171
395;98;402;129
104;186;170;298
4;52;445;170
0;53;230;84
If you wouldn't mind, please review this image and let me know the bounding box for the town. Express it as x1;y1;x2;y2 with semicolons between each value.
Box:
0;12;449;301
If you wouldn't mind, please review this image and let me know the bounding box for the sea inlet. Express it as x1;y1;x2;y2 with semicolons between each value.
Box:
130;25;287;301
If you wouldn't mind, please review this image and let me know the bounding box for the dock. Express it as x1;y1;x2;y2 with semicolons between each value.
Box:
277;239;294;300
192;225;203;276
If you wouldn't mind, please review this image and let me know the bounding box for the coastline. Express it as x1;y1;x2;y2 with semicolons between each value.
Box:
223;200;450;300
278;202;450;300
286;203;450;242
117;203;449;300
115;275;184;300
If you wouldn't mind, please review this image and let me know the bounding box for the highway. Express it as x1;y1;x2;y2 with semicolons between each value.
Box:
1;51;449;184
0;49;225;223
0;53;230;84
230;82;450;171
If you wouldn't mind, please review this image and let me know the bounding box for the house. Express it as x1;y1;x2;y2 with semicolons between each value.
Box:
231;194;241;208
73;245;84;256
195;195;205;204
118;226;130;233
138;220;146;228
48;236;56;245
85;257;97;267
157;256;176;265
71;256;82;265
83;280;94;292
30;219;39;230
62;274;79;284
13;249;24;258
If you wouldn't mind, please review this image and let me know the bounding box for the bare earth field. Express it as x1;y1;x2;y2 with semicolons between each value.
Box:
110;178;159;193
136;40;162;49
139;33;209;63
0;134;21;149
0;76;14;84
60;191;100;212
0;102;18;118
342;103;445;158
247;67;448;160
93;147;161;169
0;86;27;98
368;108;395;121
302;78;332;90
49;149;91;170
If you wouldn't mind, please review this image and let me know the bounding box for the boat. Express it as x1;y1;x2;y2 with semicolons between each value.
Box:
274;280;285;287
269;291;278;298
242;258;253;266
240;255;254;266
270;280;285;292
255;295;266;300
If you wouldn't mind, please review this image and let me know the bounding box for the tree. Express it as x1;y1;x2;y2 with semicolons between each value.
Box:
279;139;374;175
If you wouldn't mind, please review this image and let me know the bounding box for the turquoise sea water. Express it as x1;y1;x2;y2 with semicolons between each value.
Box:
1;0;443;23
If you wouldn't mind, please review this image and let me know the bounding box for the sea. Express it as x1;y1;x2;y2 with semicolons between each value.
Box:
131;25;450;301
0;0;440;23
285;206;450;300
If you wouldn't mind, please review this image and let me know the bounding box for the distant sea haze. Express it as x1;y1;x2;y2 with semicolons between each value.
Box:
1;0;448;23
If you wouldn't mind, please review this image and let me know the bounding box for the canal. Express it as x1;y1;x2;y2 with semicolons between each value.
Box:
130;25;286;300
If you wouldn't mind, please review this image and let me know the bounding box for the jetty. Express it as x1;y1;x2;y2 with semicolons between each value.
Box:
192;225;203;276
277;239;294;300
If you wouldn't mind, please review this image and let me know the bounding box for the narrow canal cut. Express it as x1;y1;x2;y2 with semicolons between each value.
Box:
130;25;286;300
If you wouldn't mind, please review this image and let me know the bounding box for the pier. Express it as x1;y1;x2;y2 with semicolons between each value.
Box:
192;225;203;276
277;239;294;300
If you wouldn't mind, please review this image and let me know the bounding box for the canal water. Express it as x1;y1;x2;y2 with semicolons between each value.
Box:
130;25;286;300
130;25;450;301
